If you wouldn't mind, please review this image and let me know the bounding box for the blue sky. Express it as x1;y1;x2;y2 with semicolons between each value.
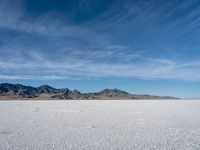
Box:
0;0;200;98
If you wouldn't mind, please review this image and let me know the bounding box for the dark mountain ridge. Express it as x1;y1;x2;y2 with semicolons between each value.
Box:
0;83;179;100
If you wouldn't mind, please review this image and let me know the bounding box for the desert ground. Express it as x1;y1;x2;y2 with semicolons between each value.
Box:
0;100;200;150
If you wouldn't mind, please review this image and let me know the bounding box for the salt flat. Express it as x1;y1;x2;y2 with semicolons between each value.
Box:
0;100;200;150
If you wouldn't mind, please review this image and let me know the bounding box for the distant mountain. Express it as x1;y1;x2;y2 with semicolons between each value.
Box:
37;85;59;94
0;83;179;100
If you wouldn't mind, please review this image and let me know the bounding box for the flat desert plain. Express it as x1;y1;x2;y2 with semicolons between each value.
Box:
0;100;200;150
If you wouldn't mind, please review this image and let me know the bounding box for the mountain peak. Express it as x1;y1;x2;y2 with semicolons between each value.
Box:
99;88;130;96
38;85;58;94
38;85;55;89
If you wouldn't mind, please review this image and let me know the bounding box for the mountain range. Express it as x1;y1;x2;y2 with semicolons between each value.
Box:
0;83;178;100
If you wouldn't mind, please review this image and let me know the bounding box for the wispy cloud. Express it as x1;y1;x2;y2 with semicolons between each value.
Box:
0;0;110;51
0;48;200;81
1;0;200;82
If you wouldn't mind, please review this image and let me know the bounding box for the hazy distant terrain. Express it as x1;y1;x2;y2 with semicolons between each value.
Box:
0;100;200;150
0;83;178;100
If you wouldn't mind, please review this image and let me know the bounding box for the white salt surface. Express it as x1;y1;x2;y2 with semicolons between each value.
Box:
0;100;200;150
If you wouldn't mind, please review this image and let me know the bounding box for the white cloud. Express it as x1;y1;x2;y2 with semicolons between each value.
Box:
1;49;200;81
1;0;200;81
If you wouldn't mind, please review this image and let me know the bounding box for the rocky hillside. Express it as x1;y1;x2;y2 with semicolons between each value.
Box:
0;83;178;100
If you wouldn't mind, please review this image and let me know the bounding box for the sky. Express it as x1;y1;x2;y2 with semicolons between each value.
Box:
0;0;200;98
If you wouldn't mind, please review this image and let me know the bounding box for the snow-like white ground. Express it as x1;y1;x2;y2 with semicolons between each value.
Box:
0;100;200;150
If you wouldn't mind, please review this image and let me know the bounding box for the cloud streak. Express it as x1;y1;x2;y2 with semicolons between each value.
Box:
1;0;200;82
0;48;200;81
